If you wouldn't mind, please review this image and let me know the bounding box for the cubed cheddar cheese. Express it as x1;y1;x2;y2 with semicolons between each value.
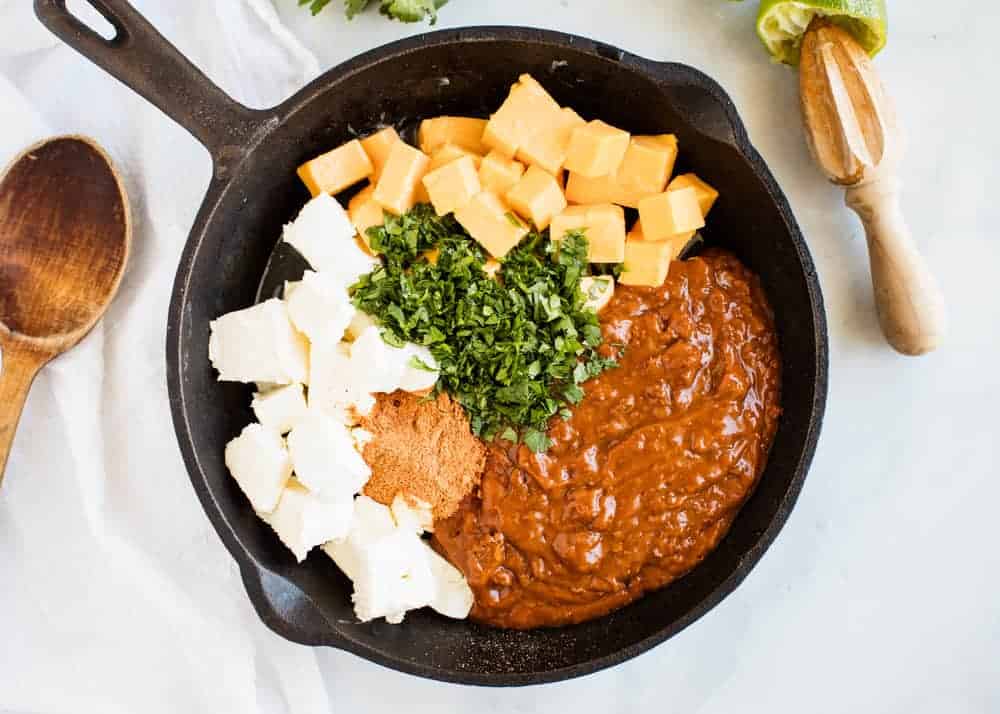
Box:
479;150;525;194
359;127;400;181
564;120;631;178
516;107;586;175
619;235;680;287
348;184;385;247
297;139;374;197
454;191;528;259
549;203;626;263
565;134;678;208
668;173;719;217
373;142;430;216
418;117;488;155
505;165;566;230
483;74;564;160
637;187;705;241
421;155;481;216
428;143;483;172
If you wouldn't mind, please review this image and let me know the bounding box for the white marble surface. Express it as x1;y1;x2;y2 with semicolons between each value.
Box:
3;1;999;712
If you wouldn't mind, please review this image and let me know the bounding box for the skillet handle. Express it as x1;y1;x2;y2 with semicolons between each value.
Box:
34;0;266;166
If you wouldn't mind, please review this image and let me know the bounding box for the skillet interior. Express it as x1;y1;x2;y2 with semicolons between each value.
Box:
169;29;827;685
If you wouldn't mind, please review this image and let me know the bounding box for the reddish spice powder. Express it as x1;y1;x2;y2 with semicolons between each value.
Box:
361;391;486;521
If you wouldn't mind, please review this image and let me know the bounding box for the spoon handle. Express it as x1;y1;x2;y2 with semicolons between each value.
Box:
846;177;947;356
0;339;51;484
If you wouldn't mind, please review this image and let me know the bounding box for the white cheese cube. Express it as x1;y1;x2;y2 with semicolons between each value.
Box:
261;480;353;562
351;529;436;624
285;270;356;346
287;411;371;499
209;299;309;385
283;280;301;299
397;344;439;393
345;310;377;341
348;325;411;393
324;495;396;581
391;493;434;534
580;276;615;313
424;543;474;619
224;424;293;514
308;340;376;421
282;193;378;287
251;383;308;434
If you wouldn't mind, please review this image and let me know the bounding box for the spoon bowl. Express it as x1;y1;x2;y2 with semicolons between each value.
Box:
0;135;130;481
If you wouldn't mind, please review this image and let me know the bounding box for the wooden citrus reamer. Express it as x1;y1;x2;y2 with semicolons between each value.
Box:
799;19;946;355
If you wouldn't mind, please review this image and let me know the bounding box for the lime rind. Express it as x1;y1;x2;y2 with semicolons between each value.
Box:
756;0;888;66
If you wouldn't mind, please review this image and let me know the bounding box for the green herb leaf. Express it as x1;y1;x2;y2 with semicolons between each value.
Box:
350;206;615;451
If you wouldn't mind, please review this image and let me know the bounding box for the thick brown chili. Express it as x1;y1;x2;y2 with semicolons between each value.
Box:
434;250;782;629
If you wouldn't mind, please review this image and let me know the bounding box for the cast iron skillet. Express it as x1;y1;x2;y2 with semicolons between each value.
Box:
36;0;828;686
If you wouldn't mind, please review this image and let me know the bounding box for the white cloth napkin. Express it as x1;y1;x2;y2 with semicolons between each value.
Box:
0;2;328;713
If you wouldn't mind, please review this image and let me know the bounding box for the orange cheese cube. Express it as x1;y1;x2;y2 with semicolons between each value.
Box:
347;184;386;247
619;236;679;287
359;127;400;181
505;166;567;231
668;173;719;216
550;204;625;263
637;187;705;241
454;191;528;259
516;107;586;175
421;156;481;216
428;143;483;172
297;139;374;197
418;117;488;156
565;134;678;208
483;74;564;160
616;134;677;197
564;120;630;178
478;150;525;194
373;142;430;216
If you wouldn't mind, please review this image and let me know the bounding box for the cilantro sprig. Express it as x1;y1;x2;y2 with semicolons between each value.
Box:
350;205;618;452
298;0;446;23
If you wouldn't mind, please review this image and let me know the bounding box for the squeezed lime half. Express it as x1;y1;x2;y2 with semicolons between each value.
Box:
756;0;888;66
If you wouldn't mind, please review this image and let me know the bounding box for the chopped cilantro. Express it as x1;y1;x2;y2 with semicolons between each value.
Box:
350;206;618;451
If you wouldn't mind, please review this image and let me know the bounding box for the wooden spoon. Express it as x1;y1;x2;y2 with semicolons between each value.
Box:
0;136;130;483
799;19;946;355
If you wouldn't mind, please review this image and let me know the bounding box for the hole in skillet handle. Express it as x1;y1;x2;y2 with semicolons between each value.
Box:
64;0;119;42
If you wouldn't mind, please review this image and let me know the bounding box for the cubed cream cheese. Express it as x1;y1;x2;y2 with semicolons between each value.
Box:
209;298;309;385
323;496;397;582
252;383;308;435
424;542;474;619
390;494;434;534
261;480;354;562
349;325;439;394
308;340;376;422
287;410;371;499
224;423;293;514
351;528;436;624
285;270;356;346
283;193;377;286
